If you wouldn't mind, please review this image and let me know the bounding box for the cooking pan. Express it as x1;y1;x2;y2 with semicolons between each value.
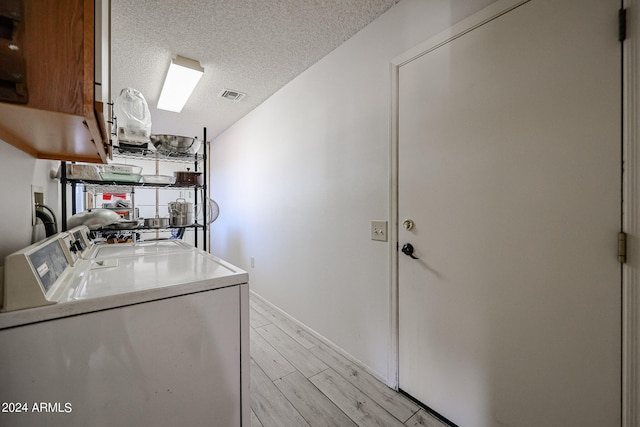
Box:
101;220;140;230
144;217;170;228
174;169;203;186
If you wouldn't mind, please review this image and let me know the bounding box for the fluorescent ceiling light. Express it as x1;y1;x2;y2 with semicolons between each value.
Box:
157;56;204;113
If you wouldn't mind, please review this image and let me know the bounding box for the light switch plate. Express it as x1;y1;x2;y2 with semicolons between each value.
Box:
371;221;388;242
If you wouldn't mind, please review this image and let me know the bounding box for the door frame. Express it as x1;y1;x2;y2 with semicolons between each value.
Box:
386;0;639;424
622;1;640;425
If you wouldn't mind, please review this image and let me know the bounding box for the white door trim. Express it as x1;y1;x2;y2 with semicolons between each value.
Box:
623;1;639;425
386;2;638;426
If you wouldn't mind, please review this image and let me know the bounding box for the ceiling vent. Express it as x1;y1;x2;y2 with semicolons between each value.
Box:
219;89;246;102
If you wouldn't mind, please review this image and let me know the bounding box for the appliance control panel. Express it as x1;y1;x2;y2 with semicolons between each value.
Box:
0;228;92;312
66;226;94;263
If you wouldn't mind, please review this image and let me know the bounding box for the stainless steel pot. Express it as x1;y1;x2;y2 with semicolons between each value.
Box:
144;217;169;228
173;170;203;186
168;199;193;226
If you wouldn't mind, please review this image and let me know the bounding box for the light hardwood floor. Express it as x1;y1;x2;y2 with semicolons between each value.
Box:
249;295;448;427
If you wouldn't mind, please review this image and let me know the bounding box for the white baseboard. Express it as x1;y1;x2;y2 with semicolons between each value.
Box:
249;290;390;386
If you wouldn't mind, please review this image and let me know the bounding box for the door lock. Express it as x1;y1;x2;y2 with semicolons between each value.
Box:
401;243;419;259
403;219;415;230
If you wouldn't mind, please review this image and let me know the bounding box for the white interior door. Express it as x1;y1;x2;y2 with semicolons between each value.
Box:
397;1;621;426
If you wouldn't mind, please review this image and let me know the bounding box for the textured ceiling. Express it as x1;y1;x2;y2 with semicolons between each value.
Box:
110;0;400;139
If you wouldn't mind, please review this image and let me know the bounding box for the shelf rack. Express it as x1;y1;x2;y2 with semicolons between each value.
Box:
61;128;210;251
110;145;205;163
65;179;205;192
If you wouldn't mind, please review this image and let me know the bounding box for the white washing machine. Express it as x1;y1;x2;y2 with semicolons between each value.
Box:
0;227;250;427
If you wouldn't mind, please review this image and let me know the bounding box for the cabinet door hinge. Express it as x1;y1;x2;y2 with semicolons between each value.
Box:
618;231;627;264
620;8;627;42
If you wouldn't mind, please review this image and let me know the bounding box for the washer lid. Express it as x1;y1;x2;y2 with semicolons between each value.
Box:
91;240;193;259
68;250;243;301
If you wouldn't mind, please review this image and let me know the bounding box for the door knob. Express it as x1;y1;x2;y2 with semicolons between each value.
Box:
401;243;419;259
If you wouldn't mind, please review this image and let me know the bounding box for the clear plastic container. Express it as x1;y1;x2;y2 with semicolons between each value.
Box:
141;175;175;184
97;164;142;182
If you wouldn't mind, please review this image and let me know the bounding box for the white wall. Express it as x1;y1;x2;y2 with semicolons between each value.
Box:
211;0;496;380
0;139;60;264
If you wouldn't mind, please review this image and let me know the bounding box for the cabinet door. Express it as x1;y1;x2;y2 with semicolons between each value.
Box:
0;0;27;104
0;0;109;163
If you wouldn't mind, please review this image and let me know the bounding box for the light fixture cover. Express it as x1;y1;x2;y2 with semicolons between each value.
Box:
157;56;204;113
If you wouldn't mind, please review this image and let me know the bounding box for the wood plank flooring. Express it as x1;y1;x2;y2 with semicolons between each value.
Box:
249;295;448;427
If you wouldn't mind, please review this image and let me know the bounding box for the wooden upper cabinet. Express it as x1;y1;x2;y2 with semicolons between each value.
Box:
0;0;110;163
